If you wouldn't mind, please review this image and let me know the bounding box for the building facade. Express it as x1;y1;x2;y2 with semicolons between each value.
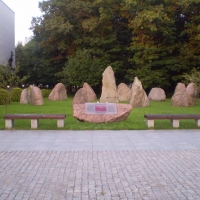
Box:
0;0;15;68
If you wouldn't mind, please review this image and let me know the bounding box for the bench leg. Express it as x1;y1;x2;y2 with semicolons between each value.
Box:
57;119;64;128
5;119;14;129
31;119;39;129
171;119;179;128
146;119;154;128
195;119;200;127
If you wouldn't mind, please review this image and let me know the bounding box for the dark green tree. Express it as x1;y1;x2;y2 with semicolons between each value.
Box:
183;68;200;96
19;0;200;93
123;0;180;89
30;0;132;88
59;49;109;87
178;1;200;73
15;38;60;87
0;64;26;88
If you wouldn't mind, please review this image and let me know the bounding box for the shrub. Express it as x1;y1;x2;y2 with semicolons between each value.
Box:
10;87;22;102
0;89;9;105
41;89;51;98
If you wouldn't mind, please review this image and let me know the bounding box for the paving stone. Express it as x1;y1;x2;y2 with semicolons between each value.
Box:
0;130;200;200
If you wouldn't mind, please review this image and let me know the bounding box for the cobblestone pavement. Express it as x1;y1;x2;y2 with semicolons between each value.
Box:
0;130;200;200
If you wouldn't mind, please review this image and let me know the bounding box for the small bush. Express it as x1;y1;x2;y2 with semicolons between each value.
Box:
0;89;9;105
41;89;51;98
10;87;22;102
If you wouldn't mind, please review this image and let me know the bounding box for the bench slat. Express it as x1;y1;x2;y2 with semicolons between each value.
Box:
144;114;200;128
144;114;200;120
4;114;66;120
4;114;66;129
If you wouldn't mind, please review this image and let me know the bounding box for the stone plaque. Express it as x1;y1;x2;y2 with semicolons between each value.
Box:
85;103;117;114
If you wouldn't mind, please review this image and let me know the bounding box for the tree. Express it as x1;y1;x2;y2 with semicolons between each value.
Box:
15;38;59;87
30;0;132;88
59;49;109;87
24;0;200;93
183;68;200;97
122;0;180;89
0;64;27;88
178;1;200;72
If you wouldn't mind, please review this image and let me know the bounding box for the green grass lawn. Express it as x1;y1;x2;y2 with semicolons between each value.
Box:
0;97;200;130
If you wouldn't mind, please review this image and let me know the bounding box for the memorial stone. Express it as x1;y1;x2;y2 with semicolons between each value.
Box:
117;83;131;102
48;83;67;100
72;88;89;105
129;77;149;107
100;66;119;103
83;83;97;101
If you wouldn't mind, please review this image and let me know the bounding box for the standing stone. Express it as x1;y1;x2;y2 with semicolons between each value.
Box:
171;83;193;107
20;89;29;104
30;86;44;105
48;83;67;100
27;85;33;103
129;77;149;107
117;83;131;102
100;66;119;103
83;82;97;102
186;83;197;105
148;87;166;101
72;88;89;105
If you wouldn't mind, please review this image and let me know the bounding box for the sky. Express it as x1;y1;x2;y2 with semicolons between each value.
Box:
2;0;42;45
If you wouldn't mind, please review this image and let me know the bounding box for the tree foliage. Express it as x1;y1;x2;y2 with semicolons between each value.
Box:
183;68;200;95
15;0;200;93
59;49;109;87
0;64;26;89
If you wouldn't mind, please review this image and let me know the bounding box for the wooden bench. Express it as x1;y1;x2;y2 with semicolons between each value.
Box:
4;114;66;129
144;114;200;128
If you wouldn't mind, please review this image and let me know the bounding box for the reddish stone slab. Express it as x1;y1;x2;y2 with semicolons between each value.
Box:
73;104;132;123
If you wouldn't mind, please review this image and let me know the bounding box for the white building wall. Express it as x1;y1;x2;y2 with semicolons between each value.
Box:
0;0;15;67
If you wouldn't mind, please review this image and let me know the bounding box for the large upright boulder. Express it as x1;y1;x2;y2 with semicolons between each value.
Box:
20;89;29;104
27;85;33;103
30;86;44;105
83;82;97;102
20;85;43;105
171;83;193;107
72;88;89;105
186;83;197;105
148;87;166;101
117;83;131;102
100;66;119;103
48;83;67;101
129;77;149;107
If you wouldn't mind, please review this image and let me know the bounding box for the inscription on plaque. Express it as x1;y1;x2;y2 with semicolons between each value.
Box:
95;105;107;112
85;103;117;114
